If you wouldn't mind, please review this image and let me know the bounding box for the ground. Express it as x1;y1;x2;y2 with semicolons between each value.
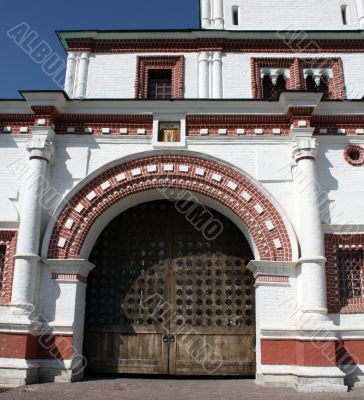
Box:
1;378;364;400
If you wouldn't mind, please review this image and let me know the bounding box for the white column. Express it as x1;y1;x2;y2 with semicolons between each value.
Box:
198;52;210;98
292;128;328;320
212;51;223;99
356;0;364;28
201;0;212;28
11;128;55;306
213;0;224;29
74;51;90;99
64;52;77;97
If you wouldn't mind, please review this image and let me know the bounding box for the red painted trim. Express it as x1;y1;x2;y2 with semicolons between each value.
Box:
261;339;364;366
0;333;73;360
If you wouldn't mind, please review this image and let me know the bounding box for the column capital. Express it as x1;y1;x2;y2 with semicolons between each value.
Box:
291;128;317;162
27;127;56;163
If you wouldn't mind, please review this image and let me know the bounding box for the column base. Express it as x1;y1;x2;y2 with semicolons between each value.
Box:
257;365;347;392
0;359;79;389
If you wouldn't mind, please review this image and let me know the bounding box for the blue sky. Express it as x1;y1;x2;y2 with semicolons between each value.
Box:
0;0;199;98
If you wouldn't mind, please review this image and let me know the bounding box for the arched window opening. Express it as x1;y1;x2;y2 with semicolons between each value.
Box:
262;74;287;100
232;6;239;26
305;74;330;100
341;5;350;25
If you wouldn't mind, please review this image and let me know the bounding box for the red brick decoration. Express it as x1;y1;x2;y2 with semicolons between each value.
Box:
47;155;293;261
54;114;153;135
135;56;184;99
312;115;364;135
325;234;364;314
0;231;17;305
344;145;364;166
251;57;345;100
261;339;364;366
65;37;364;54
186;115;290;136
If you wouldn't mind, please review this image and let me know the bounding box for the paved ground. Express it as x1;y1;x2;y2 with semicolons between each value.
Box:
1;377;364;400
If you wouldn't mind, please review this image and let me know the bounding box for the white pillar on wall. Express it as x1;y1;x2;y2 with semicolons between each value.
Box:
292;128;328;321
356;0;364;28
198;52;210;98
213;0;224;29
201;0;212;28
64;52;77;97
74;51;90;99
212;51;223;98
11;128;55;306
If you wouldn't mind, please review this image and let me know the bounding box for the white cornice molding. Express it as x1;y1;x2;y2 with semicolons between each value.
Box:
2;95;364;116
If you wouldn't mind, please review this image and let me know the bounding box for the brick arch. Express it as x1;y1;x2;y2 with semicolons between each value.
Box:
47;155;294;261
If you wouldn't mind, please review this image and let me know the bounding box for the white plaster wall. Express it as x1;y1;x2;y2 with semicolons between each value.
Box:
1;135;363;233
0;137;28;224
42;138;296;231
317;138;364;227
86;53;198;99
85;52;364;100
221;0;359;30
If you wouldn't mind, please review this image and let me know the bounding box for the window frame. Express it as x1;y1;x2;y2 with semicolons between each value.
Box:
135;56;185;100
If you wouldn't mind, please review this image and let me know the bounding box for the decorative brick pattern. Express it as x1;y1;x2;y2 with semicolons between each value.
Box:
251;57;345;100
0;231;17;305
256;275;289;284
325;234;364;314
343;145;364;166
54;114;153;135
135;56;184;99
186;115;290;136
65;38;364;54
47;155;293;262
51;273;87;283
2;113;364;137
31;106;59;126
313;115;364;135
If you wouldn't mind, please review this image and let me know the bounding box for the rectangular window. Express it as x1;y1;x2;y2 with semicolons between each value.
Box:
147;69;172;99
232;8;239;25
0;246;5;289
337;251;364;303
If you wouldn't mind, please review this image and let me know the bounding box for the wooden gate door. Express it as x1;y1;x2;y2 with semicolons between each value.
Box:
84;201;255;376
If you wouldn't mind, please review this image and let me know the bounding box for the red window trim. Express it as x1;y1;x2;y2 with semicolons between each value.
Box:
135;56;184;99
251;57;345;100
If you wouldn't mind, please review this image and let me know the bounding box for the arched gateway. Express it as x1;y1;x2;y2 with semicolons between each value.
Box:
41;152;298;378
84;200;255;375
